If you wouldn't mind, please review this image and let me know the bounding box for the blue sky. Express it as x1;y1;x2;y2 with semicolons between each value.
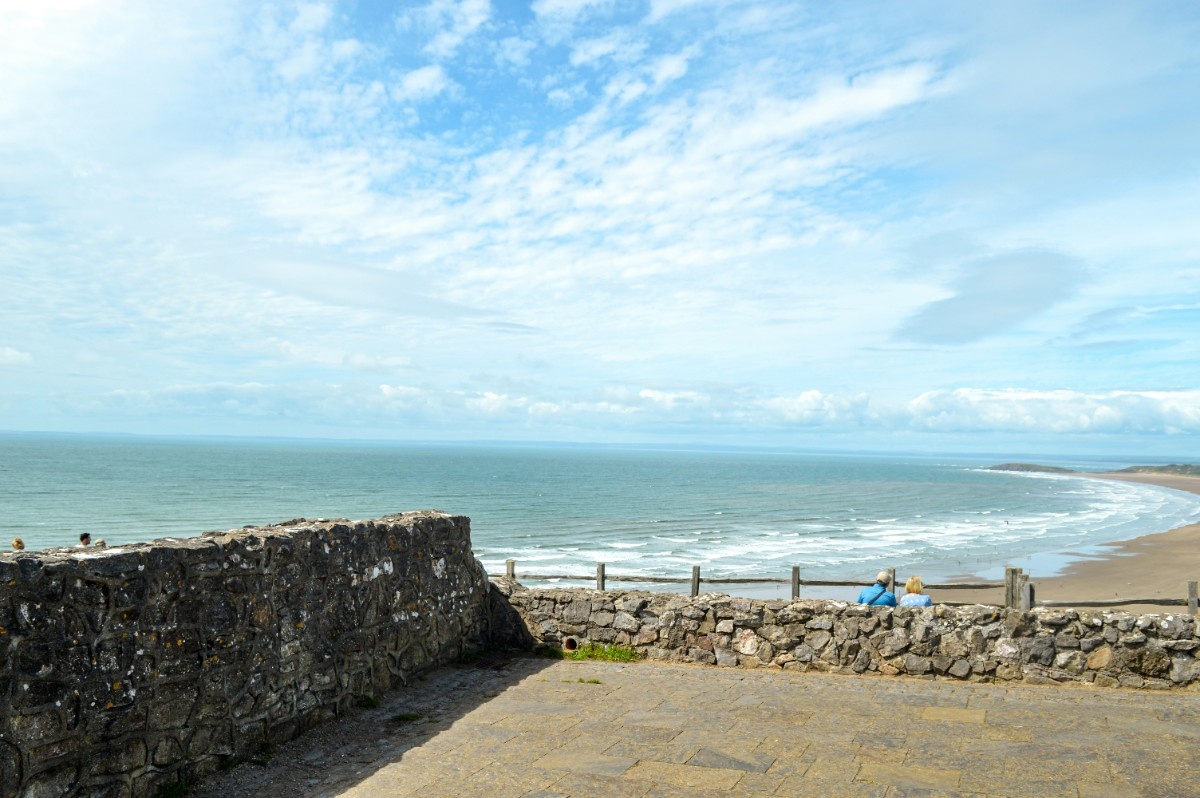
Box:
1;1;1198;455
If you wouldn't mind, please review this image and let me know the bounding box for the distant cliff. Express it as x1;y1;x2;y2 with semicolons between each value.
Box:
1113;464;1200;476
988;463;1199;476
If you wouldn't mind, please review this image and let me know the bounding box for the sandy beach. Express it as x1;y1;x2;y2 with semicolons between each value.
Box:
932;472;1200;611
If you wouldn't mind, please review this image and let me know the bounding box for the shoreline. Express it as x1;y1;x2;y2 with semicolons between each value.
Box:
725;471;1200;611
1015;472;1200;610
899;472;1200;611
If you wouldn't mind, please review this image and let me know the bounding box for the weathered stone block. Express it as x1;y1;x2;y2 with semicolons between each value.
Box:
715;648;738;667
1086;645;1115;670
877;629;910;657
806;630;832;652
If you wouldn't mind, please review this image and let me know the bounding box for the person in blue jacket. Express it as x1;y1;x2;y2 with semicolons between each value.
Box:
857;571;897;606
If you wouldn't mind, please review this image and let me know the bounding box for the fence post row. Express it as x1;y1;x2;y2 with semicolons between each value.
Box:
495;560;1196;611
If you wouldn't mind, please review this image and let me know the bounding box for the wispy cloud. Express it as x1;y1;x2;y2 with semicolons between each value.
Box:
1;2;1197;451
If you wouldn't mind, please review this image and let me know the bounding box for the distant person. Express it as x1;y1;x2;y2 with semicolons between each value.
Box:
857;571;897;606
93;539;107;548
11;538;24;551
78;532;91;547
900;575;933;607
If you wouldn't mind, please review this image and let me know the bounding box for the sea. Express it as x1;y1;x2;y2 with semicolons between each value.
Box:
2;433;1199;600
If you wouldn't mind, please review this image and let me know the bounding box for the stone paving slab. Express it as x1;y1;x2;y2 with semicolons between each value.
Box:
194;656;1200;798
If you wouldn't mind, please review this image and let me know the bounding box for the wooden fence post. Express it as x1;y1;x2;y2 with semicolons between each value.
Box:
1189;581;1198;617
1019;575;1033;611
505;559;515;579
791;566;800;600
596;562;606;591
888;567;897;595
691;565;701;597
1004;567;1025;609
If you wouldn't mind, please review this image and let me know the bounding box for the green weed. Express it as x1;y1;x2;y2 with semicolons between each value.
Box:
567;642;641;662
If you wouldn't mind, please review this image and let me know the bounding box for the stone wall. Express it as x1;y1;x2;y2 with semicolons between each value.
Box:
493;581;1200;690
0;512;492;798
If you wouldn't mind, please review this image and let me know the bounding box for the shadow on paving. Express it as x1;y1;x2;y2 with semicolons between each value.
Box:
190;652;561;798
192;655;1200;798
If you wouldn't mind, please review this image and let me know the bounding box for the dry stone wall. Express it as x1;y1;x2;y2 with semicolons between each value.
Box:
493;580;1200;690
0;512;492;798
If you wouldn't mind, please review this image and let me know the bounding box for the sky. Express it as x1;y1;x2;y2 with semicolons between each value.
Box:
1;0;1199;456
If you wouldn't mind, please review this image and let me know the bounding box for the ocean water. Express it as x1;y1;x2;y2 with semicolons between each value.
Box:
2;434;1198;599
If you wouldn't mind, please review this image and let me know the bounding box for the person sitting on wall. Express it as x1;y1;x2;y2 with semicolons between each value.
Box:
78;532;91;547
900;575;933;607
11;538;24;551
857;571;897;606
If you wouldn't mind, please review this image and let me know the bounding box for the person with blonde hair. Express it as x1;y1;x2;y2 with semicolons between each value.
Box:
900;575;933;607
11;538;24;551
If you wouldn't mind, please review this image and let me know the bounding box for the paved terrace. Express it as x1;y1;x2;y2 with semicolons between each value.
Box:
195;656;1200;798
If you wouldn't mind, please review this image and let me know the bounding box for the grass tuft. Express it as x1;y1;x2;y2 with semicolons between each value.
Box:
567;642;641;662
391;712;421;722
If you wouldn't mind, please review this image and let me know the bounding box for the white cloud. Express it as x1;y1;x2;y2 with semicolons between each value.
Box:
570;32;645;67
650;48;694;87
760;391;872;425
273;341;409;372
495;36;536;68
398;0;491;60
466;391;528;414
638;388;707;410
0;347;33;366
392;64;453;102
905;389;1200;435
532;0;610;23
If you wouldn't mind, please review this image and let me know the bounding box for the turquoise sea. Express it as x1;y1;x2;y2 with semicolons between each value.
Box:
2;434;1198;599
